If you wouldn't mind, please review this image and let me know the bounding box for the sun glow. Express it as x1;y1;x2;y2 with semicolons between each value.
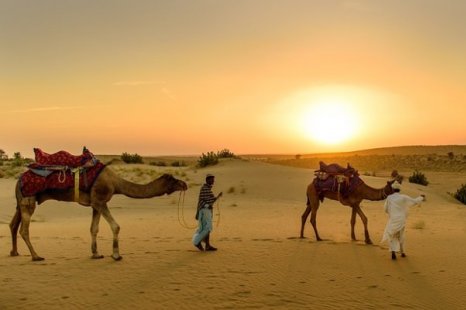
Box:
301;99;359;145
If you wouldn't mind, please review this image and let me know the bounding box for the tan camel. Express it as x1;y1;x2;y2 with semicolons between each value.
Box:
300;177;396;244
9;167;187;261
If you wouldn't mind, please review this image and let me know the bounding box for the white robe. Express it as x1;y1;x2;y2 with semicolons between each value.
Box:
381;192;424;252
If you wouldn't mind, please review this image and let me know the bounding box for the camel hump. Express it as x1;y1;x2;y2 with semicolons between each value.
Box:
33;147;97;167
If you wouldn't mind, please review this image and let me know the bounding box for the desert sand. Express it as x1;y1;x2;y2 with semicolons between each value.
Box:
1;158;466;309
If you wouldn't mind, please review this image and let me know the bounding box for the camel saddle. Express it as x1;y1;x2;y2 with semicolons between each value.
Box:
20;147;105;197
316;161;358;178
313;161;362;202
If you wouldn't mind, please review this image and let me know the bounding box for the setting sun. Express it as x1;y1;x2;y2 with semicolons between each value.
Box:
302;99;359;145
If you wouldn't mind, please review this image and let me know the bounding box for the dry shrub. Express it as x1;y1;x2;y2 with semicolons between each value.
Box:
408;170;429;186
454;184;466;205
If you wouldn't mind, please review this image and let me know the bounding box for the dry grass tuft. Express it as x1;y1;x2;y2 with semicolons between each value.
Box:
412;220;426;230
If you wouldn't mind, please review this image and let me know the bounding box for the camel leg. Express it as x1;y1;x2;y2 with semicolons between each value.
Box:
355;206;372;244
9;205;21;256
300;204;312;238
90;208;104;259
18;198;44;261
100;206;122;261
310;205;322;241
350;207;357;241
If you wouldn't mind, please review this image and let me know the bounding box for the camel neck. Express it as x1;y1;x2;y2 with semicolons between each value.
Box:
361;182;387;201
116;178;167;199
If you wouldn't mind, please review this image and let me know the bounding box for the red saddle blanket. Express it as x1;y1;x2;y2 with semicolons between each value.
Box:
20;148;106;197
33;147;96;167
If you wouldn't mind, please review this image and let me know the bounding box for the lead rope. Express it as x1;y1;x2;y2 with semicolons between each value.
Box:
215;198;221;228
177;191;197;229
177;191;222;229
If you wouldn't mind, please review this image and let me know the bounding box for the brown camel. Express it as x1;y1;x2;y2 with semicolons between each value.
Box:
9;167;187;261
300;177;396;244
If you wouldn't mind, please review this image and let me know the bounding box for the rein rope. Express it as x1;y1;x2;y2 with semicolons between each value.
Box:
381;187;389;199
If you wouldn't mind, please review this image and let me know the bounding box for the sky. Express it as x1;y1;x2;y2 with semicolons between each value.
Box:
1;0;465;157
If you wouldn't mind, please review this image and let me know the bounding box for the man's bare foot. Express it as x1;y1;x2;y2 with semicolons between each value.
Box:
195;243;204;251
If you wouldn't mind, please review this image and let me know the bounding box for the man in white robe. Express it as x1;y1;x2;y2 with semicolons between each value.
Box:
381;181;425;260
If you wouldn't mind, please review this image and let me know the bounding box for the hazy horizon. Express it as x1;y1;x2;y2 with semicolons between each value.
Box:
2;0;465;157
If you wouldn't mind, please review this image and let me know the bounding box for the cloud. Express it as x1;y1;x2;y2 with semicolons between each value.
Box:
113;80;166;86
5;106;85;113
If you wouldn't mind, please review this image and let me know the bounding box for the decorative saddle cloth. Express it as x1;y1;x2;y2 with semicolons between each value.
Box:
313;161;362;201
20;147;105;197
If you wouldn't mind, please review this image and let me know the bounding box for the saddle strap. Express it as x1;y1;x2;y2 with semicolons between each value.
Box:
71;168;80;202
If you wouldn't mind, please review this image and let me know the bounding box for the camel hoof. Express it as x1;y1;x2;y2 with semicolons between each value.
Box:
316;238;323;242
91;254;104;259
111;255;123;261
10;251;19;257
365;239;373;245
32;256;45;261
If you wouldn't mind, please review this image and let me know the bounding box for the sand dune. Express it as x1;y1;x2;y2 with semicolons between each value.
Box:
1;158;466;309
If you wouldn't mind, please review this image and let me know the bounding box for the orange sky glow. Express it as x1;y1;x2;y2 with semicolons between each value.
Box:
1;0;465;157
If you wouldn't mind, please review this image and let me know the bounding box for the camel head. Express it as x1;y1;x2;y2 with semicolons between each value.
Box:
384;179;397;197
158;173;188;194
391;169;404;184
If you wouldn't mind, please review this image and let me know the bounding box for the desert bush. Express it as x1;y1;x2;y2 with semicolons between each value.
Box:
408;170;429;186
121;152;143;164
217;149;236;158
11;152;24;167
227;186;236;194
453;184;466;205
447;152;454;160
0;149;7;160
197;152;219;167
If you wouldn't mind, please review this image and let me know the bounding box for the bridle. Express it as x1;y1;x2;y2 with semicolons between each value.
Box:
381;186;390;199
